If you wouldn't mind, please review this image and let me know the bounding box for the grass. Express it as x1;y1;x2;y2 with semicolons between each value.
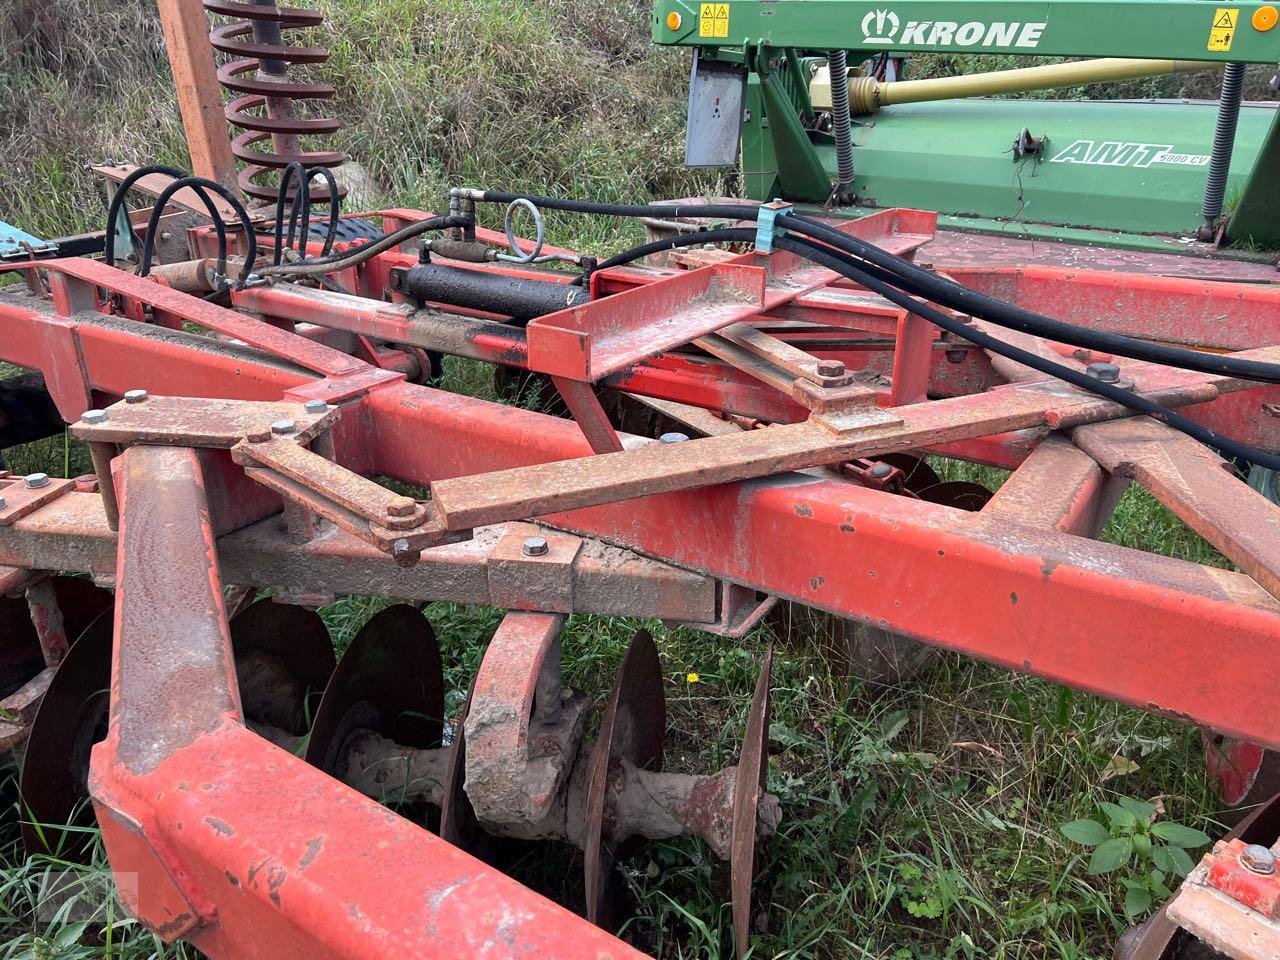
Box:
0;1;1251;958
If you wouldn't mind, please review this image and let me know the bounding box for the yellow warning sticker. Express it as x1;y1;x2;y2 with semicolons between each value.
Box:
698;2;730;38
1208;7;1239;51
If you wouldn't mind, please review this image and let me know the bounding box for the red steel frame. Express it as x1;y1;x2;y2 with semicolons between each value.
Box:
2;206;1280;956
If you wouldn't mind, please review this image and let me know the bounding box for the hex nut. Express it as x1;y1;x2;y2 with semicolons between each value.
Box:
816;359;846;378
1085;362;1121;383
304;399;328;415
522;536;550;557
387;496;417;518
659;432;690;444
124;389;149;404
81;409;108;425
270;419;297;436
24;473;51;489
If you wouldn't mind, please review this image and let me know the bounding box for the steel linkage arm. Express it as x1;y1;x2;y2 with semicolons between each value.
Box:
88;443;648;958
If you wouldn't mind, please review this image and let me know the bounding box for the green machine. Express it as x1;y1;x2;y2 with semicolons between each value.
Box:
651;0;1280;253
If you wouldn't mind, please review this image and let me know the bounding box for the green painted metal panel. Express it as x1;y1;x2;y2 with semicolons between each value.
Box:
811;99;1275;236
655;0;1280;64
1226;107;1280;244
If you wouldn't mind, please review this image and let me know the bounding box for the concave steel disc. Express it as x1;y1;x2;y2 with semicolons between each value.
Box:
230;597;336;736
21;596;331;859
0;596;43;701
916;480;994;511
305;605;444;787
583;628;666;927
1;577;113;701
874;453;942;494
732;646;773;960
439;675;511;864
20;608;114;860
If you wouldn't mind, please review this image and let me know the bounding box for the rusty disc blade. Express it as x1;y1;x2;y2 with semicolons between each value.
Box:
875;453;942;494
48;576;115;646
1;577;112;703
19;608;115;860
583;628;666;927
0;596;43;702
439;676;483;850
305;605;443;784
732;645;773;960
230;598;336;736
916;480;993;512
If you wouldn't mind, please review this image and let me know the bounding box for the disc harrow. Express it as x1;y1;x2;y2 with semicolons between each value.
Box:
2;187;1280;960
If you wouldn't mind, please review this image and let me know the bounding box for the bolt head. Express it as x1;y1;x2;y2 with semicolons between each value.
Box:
522;535;549;557
1085;362;1121;383
391;537;420;568
816;359;846;378
24;473;50;489
1241;844;1277;875
870;462;892;479
0;496;7;510
387;496;417;518
270;419;297;436
303;399;328;415
659;432;690;444
81;409;108;425
124;389;149;404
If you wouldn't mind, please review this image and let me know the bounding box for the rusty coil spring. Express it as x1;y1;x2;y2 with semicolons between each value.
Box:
203;0;345;203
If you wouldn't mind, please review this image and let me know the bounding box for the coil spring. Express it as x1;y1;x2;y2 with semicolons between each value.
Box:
203;0;344;203
1201;61;1246;227
827;50;854;203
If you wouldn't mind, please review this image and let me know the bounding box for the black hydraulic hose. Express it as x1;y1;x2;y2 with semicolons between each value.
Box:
259;214;473;279
475;191;760;221
773;232;1280;472
778;212;1280;385
570;227;752;284
275;162;310;266
105;164;228;278
474;189;1280;383
307;165;341;257
140;177;257;286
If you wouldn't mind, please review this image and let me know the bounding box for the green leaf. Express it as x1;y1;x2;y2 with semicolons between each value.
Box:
1059;819;1111;849
1061;819;1110;846
1151;846;1176;873
1099;802;1138;830
1124;885;1153;918
1132;832;1152;857
1151;822;1211;848
880;709;911;743
1162;844;1196;877
1089;836;1133;875
1118;797;1157;822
